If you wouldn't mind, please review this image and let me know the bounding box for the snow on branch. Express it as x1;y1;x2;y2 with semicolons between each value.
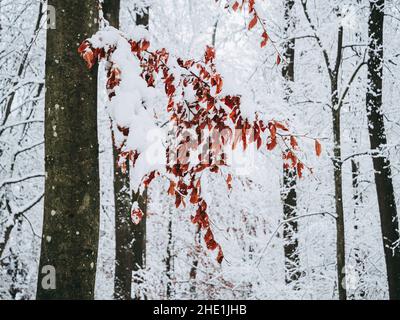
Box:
78;26;320;263
0;173;45;189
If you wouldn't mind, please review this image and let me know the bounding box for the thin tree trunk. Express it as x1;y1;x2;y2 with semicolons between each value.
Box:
101;0;131;301
300;1;348;300
103;1;150;299
165;208;173;298
130;8;150;301
113;148;135;300
189;225;201;297
102;0;120;28
350;133;366;299
36;0;100;299
331;21;347;301
366;0;400;300
281;0;301;285
332;107;347;300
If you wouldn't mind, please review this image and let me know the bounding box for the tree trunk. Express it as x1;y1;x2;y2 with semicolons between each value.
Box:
113;150;135;300
300;1;348;300
189;225;201;298
367;0;400;300
165;209;174;298
103;2;150;299
101;0;131;301
331;21;347;301
281;0;301;285
36;0;100;300
332;107;347;300
102;0;120;28
127;8;150;301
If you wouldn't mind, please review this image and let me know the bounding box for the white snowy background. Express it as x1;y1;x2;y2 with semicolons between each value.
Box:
1;0;400;299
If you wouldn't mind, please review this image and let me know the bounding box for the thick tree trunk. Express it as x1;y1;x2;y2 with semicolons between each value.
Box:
281;0;301;285
36;0;100;300
367;0;400;300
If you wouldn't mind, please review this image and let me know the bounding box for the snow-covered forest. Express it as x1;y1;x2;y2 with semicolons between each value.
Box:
1;0;400;300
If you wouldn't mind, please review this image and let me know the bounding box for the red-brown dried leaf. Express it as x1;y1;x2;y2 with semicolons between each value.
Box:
217;246;224;264
277;54;281;65
261;31;269;48
168;180;176;196
226;174;233;190
248;14;258;30
297;162;304;178
315;139;322;157
205;46;216;64
290;136;298;149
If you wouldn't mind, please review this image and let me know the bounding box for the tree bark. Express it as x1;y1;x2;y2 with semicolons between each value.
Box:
281;0;301;285
36;0;100;300
366;0;400;300
123;8;150;301
165;209;173;298
102;1;150;300
300;1;348;300
331;18;347;301
189;225;201;297
102;0;120;28
101;0;131;301
332;107;347;301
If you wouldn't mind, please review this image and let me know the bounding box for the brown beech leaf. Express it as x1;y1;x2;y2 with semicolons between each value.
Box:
226;174;233;190
315;139;322;157
290;136;298;149
248;14;258;30
267;137;277;151
217;245;224;264
297;162;304;178
276;54;281;65
168;180;176;196
261;31;269;48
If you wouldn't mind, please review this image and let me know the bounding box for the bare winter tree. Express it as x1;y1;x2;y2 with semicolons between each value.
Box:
0;0;45;263
36;0;100;299
301;0;368;300
366;0;400;300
